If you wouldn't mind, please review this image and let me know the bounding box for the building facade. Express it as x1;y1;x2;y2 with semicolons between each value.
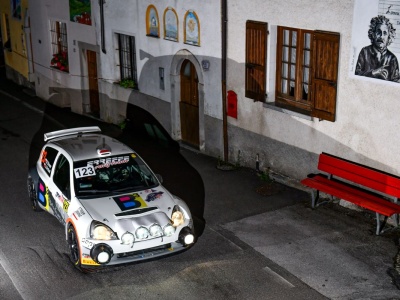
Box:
29;0;99;115
95;0;223;157
226;0;400;182
0;0;34;88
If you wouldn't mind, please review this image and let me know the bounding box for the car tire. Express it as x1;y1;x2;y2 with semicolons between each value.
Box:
67;225;81;266
67;224;92;273
27;176;42;212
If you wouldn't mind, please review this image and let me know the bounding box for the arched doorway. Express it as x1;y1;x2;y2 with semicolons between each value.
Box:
180;59;199;147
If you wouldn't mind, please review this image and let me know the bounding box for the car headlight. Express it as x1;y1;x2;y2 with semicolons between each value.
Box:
149;224;163;237
90;221;118;240
171;205;185;227
121;232;135;245
135;226;150;239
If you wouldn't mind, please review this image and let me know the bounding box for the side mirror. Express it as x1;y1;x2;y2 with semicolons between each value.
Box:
156;174;163;184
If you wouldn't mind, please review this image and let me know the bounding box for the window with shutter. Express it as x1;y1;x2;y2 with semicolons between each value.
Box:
275;26;339;122
245;21;268;102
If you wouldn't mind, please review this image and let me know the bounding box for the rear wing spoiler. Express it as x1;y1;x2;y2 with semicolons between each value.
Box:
44;126;102;142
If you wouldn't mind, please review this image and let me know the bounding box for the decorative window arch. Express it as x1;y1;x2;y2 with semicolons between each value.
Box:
164;7;178;42
146;5;160;37
184;10;200;46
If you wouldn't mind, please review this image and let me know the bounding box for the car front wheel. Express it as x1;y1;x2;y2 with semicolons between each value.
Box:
67;225;81;266
67;224;91;273
27;176;42;212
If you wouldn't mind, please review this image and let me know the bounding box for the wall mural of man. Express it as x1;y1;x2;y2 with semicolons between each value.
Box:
355;15;400;82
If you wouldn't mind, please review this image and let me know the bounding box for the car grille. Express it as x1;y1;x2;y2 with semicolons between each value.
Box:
117;243;172;258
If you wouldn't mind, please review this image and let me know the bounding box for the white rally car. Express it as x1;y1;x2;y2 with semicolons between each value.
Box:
27;126;195;271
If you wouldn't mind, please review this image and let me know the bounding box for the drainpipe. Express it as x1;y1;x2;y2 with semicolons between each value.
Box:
24;9;35;83
99;0;106;53
221;0;228;162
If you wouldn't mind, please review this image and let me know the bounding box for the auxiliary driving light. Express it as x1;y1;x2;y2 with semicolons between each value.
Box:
135;226;150;239
163;224;175;237
90;243;113;264
178;227;195;246
121;232;135;245
149;224;163;237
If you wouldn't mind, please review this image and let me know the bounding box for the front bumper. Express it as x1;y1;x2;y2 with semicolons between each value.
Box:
80;228;195;267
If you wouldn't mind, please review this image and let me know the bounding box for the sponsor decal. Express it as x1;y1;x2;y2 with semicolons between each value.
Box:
55;192;70;213
113;193;147;211
74;165;96;178
82;254;100;266
81;238;95;250
87;156;130;170
63;200;70;212
41;150;52;174
49;192;65;226
73;207;86;219
146;191;164;202
37;179;50;211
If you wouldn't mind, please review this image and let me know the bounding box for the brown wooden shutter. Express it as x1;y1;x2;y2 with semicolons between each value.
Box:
311;31;340;122
245;21;268;101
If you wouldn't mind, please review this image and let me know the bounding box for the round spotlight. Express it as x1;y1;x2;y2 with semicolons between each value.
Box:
184;233;195;245
135;226;149;239
178;227;195;246
163;224;175;237
149;224;163;237
121;232;135;245
97;251;110;263
90;243;113;264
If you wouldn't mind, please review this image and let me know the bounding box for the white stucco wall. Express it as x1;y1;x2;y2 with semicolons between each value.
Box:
29;0;97;104
227;0;400;175
97;0;222;119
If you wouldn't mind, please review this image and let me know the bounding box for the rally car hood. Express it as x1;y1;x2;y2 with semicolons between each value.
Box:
77;185;175;229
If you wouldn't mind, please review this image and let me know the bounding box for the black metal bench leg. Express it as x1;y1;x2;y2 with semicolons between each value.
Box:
311;190;319;208
376;213;388;235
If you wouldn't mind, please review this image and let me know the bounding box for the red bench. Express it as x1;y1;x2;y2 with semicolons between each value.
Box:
301;152;400;235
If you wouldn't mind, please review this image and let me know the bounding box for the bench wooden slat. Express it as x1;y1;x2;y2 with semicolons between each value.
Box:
319;153;400;198
301;175;400;217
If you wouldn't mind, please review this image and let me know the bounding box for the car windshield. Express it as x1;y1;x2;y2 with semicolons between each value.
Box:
73;153;158;198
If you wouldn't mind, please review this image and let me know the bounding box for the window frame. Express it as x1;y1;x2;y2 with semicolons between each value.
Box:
275;26;313;112
275;26;340;121
117;33;138;89
40;146;59;176
53;153;71;194
50;20;69;72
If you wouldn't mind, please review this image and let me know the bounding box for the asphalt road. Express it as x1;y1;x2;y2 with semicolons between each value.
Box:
2;69;400;299
0;75;327;299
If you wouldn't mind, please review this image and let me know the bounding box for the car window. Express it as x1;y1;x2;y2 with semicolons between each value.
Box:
53;154;71;196
40;146;58;176
73;153;158;197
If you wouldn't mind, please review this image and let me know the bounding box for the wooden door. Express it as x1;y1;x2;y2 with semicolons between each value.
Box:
180;60;199;147
87;50;100;116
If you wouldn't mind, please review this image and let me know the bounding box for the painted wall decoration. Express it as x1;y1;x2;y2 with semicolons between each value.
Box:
11;0;21;20
184;10;200;46
69;0;92;26
164;7;178;41
350;0;400;84
146;5;160;37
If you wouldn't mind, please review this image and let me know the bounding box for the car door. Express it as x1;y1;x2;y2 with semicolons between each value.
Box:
49;152;72;225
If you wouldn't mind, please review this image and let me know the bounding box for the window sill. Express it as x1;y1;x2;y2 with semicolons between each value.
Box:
263;102;313;121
